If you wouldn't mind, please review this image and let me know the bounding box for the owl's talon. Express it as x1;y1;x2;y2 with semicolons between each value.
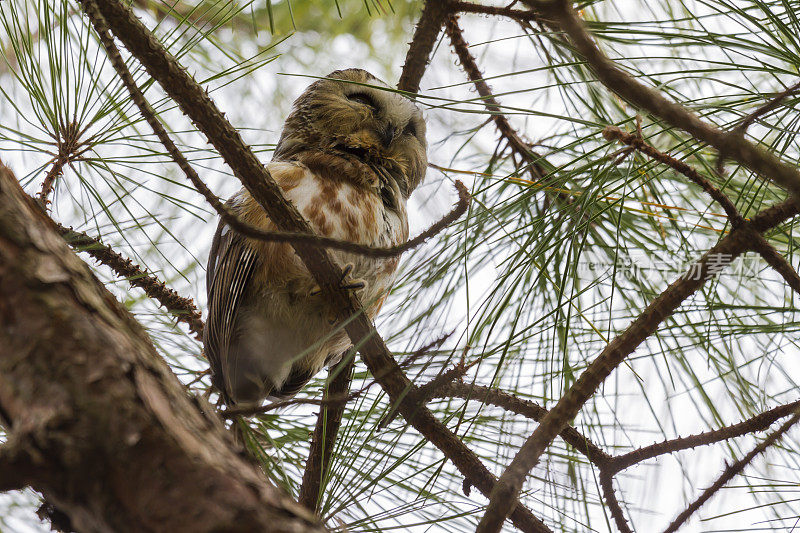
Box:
340;263;365;292
341;279;366;291
308;265;364;297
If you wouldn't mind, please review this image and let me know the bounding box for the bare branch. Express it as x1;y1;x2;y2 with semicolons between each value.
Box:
611;399;800;473
299;356;356;511
662;410;800;533
735;78;800;133
433;382;611;466
598;469;633;533
444;14;547;182
603;125;744;225
525;0;800;199
55;222;204;339
38;121;83;209
451;1;540;22
398;0;450;94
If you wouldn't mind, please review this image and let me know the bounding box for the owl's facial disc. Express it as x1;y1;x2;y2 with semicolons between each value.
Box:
273;68;428;195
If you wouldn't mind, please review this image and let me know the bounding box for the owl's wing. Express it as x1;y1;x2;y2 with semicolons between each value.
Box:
204;219;259;399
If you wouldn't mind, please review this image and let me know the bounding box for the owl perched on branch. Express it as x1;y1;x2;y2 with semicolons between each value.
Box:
205;69;427;405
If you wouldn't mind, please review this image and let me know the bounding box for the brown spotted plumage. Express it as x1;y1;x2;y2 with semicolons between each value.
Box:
205;69;426;405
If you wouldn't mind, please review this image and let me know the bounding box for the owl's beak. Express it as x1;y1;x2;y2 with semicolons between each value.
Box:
380;124;398;147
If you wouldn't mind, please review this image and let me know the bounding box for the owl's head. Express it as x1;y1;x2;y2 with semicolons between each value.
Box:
274;68;427;196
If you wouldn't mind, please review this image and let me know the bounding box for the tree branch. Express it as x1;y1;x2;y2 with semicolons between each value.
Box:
432;382;611;466
451;1;541;23
662;410;800;533
603;125;744;225
0;159;323;531
526;0;800;199
0;436;41;493
748;233;800;297
299;355;356;512
476;208;798;531
734;78;800;133
444;13;547;182
610;398;800;473
398;0;450;94
55;222;204;339
598;469;632;533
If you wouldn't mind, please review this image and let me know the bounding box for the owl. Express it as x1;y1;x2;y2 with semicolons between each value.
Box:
204;69;427;405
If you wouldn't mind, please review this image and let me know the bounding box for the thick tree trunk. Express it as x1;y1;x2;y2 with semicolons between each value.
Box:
0;161;323;532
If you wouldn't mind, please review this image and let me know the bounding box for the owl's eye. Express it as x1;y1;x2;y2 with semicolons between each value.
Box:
403;121;417;138
347;92;378;110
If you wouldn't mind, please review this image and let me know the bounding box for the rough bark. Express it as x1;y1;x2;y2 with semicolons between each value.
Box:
0;161;323;532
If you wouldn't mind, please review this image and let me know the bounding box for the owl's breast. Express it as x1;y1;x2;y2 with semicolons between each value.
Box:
236;160;407;312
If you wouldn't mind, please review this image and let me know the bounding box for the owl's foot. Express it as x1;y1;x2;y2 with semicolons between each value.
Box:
339;263;366;291
309;263;366;296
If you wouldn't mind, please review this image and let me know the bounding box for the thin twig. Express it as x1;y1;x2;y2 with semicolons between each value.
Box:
450;1;540;22
444;14;547;182
735;79;800;133
749;233;800;297
55;222;204;339
398;331;453;369
610;398;800;473
603;125;743;225
37;121;83;209
221;390;360;418
662;410;800;533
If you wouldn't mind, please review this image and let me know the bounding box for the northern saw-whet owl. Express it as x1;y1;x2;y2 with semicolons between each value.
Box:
205;69;427;405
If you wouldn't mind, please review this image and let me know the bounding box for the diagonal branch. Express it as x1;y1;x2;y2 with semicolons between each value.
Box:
599;469;632;533
81;6;468;259
298;355;356;512
432;382;611;466
444;14;547;182
81;1;549;531
476;202;799;532
38;121;84;209
525;0;800;199
735;78;800;133
609;398;800;474
748;233;800;297
603;125;743;225
398;0;450;95
55;222;204;339
0;159;323;532
662;410;800;533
